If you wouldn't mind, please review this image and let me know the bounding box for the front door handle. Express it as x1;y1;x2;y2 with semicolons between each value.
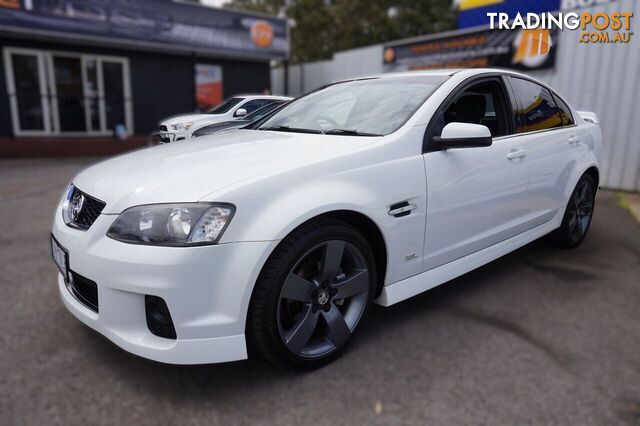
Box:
507;149;528;160
568;135;581;145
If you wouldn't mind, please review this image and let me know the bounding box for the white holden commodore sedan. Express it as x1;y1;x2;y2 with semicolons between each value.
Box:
51;69;602;369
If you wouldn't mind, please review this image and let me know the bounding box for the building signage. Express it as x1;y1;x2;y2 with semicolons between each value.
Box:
383;26;558;72
455;0;560;29
0;0;289;60
195;64;223;110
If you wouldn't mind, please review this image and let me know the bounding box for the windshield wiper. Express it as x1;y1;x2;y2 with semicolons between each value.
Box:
262;125;322;134
323;128;382;136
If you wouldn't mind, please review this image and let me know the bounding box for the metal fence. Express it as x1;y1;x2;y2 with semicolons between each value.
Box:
272;0;639;191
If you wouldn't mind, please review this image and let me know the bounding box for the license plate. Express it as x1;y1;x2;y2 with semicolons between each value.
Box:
51;235;69;283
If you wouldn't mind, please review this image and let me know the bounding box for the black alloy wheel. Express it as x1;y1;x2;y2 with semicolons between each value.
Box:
553;174;596;248
248;219;376;369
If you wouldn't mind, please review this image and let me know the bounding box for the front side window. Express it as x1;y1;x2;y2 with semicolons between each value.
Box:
259;76;447;136
510;77;562;133
208;97;244;114
243;101;285;121
441;80;510;137
239;99;268;115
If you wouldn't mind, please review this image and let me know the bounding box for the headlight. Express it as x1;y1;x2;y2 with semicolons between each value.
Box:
171;122;193;131
107;203;234;246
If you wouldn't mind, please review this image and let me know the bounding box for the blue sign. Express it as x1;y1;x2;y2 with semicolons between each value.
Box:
457;0;560;29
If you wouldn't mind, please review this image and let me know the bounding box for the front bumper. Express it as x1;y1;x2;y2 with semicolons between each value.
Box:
52;209;278;364
157;128;189;143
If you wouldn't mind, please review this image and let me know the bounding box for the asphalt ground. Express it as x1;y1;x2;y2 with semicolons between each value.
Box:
1;158;639;425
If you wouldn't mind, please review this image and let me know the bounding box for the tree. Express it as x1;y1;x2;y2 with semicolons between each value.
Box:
225;0;456;63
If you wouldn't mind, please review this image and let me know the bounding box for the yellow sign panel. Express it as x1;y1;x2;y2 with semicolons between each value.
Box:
457;0;504;11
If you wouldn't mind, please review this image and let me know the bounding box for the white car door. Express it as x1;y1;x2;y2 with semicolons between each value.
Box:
507;77;581;221
421;76;538;271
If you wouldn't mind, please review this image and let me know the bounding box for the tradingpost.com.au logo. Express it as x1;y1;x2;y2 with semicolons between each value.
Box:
489;10;634;48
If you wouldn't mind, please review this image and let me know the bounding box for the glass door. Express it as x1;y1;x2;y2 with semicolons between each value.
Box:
102;60;127;132
51;55;86;132
4;50;51;135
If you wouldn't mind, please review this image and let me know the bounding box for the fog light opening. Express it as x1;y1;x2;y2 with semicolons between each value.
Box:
145;295;177;339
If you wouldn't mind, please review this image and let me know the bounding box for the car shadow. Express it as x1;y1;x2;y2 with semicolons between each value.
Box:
80;236;567;396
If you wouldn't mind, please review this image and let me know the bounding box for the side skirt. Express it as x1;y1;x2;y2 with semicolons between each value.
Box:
375;217;561;307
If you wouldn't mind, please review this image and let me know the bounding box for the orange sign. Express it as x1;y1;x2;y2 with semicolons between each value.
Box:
0;0;20;9
513;29;552;65
251;21;274;48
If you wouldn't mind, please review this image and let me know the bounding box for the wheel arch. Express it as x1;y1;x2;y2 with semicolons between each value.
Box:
584;165;600;189
255;209;388;298
307;210;388;297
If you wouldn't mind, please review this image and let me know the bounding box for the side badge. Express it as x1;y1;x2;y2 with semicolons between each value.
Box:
403;253;418;262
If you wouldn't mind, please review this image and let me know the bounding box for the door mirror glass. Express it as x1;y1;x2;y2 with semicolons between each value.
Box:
234;108;247;117
434;122;492;149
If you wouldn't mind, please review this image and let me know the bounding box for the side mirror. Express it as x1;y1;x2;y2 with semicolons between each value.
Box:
234;108;247;117
433;122;492;149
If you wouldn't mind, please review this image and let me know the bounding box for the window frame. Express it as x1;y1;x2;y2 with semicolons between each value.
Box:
423;74;516;154
551;91;575;127
505;76;577;136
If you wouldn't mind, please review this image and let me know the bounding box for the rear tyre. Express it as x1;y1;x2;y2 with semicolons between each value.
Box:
551;174;596;249
248;219;376;369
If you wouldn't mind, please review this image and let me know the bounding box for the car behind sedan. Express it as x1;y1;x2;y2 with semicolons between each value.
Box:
158;95;290;143
191;99;290;137
52;69;601;369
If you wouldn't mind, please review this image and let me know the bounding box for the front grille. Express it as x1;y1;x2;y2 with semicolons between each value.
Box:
159;125;168;131
69;271;99;313
71;187;105;229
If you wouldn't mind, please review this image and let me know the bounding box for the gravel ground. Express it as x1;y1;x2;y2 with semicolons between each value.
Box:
1;158;639;426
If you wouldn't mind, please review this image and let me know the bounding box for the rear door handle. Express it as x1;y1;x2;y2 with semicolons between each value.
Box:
507;149;528;160
568;136;581;145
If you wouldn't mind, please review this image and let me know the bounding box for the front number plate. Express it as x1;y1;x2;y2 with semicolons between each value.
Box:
51;235;69;283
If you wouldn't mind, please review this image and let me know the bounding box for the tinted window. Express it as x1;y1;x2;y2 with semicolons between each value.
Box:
510;78;562;133
442;80;510;137
259;76;447;135
553;94;575;126
240;99;269;114
243;101;285;121
209;97;244;114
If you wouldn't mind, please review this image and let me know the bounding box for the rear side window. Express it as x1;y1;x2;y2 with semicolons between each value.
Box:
553;94;575;126
510;77;562;133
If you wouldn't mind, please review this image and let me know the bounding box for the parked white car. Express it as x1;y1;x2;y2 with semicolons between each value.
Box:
158;95;290;143
52;69;602;369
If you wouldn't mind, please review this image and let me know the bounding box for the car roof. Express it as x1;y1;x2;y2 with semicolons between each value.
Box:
350;68;536;81
235;95;292;101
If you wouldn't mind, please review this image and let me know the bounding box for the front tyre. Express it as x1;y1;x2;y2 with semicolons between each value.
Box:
552;174;596;249
248;219;377;369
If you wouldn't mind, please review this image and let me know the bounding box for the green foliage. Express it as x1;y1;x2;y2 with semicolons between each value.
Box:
225;0;456;63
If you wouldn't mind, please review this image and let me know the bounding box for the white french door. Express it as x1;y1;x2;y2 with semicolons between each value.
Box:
4;48;133;137
3;49;52;136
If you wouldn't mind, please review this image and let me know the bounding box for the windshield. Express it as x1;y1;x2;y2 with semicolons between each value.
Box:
244;101;286;121
259;76;447;135
208;97;244;114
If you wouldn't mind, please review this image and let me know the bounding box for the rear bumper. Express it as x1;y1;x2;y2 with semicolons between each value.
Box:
52;210;279;364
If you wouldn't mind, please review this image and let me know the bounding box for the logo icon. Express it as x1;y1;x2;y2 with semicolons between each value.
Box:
70;192;85;221
513;29;553;68
317;290;330;305
251;21;274;48
384;47;395;64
